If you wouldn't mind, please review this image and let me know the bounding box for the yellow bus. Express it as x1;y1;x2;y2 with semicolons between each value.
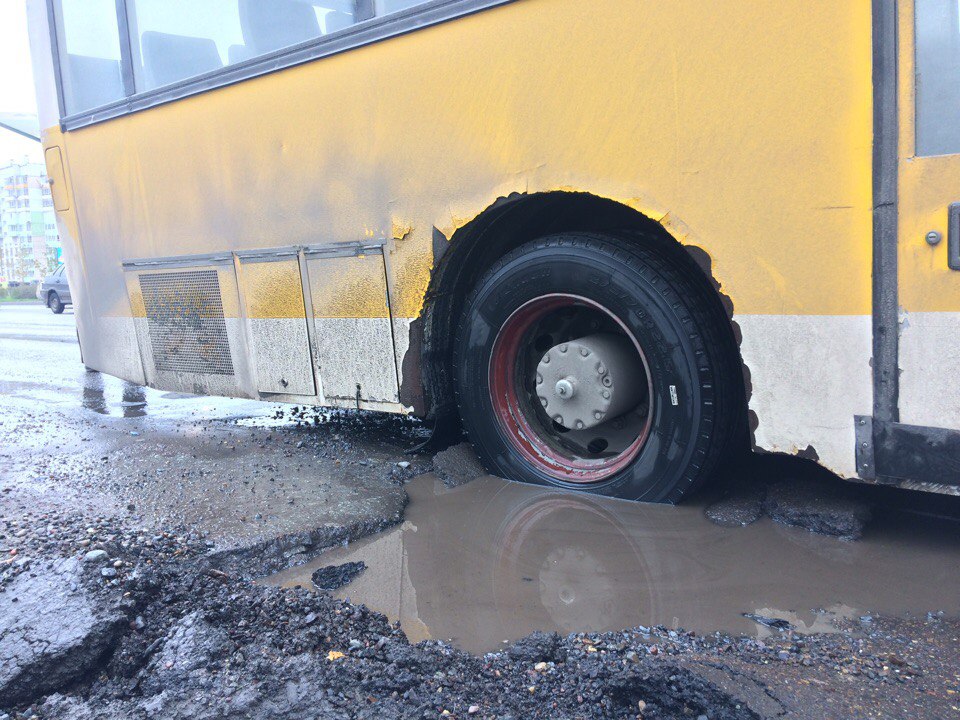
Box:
26;0;960;501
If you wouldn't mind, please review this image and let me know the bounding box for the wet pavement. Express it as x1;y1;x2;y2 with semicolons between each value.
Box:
0;312;419;565
0;302;76;343
265;474;960;653
4;303;960;718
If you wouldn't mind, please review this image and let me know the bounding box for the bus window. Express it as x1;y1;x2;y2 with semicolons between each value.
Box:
238;0;357;54
53;0;125;115
375;0;426;14
915;0;960;156
126;0;233;91
126;0;357;92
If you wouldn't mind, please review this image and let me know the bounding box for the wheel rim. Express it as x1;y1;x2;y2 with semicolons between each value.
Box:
488;294;654;484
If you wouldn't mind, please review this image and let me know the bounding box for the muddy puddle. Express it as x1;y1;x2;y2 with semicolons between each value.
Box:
264;474;960;653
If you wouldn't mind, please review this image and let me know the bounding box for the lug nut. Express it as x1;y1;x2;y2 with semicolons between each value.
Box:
579;347;590;357
542;354;550;364
554;415;564;425
602;376;612;387
539;396;548;407
594;411;604;420
555;378;576;399
602;389;610;399
558;344;568;353
597;363;606;375
536;373;543;385
576;420;585;429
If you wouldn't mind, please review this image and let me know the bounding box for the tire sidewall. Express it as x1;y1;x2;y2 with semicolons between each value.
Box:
49;292;62;313
457;241;706;501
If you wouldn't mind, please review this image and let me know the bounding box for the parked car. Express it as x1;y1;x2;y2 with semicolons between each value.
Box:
37;264;71;314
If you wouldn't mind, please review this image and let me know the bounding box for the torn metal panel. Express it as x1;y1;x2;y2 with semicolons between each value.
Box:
737;314;872;478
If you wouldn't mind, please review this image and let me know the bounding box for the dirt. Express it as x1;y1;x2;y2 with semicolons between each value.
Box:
312;561;367;590
3;326;960;718
8;549;960;719
433;442;487;487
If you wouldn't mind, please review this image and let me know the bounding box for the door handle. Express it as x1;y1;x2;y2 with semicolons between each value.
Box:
950;202;960;271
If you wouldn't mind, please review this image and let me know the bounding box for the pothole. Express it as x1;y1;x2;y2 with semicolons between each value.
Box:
262;473;960;653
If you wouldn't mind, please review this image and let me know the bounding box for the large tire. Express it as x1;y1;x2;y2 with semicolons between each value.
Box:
454;232;743;503
48;291;64;314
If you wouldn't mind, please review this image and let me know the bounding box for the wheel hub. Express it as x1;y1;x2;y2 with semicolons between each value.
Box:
536;333;644;431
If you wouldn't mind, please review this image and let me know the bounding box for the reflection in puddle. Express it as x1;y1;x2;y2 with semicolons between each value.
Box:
77;371;276;423
82;371;147;418
264;475;960;654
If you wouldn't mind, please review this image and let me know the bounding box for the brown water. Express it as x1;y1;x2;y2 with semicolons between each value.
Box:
263;474;960;654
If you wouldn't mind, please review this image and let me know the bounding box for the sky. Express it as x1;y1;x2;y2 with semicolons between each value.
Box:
0;0;44;165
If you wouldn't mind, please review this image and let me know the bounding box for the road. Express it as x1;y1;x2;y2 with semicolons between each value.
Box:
2;303;960;719
0;302;415;550
0;301;77;343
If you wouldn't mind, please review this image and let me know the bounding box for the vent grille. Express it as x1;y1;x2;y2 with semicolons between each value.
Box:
139;270;234;376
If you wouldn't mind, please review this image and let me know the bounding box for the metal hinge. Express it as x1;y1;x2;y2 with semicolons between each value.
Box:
854;415;875;480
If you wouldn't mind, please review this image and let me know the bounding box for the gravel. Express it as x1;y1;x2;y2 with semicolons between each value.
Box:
432;443;487;488
311;561;367;591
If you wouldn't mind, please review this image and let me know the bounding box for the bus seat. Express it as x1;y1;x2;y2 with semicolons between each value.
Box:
141;31;223;89
324;11;353;34
65;54;123;112
228;44;256;65
238;0;323;55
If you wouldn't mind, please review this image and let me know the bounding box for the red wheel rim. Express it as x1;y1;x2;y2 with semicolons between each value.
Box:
488;294;653;484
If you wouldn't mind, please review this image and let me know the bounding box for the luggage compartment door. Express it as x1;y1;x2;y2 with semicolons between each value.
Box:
238;254;316;396
305;244;399;406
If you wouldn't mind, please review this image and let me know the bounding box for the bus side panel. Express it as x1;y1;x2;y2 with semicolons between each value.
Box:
45;0;873;476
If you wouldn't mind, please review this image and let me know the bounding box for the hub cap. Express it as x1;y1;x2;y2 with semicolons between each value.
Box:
537;333;645;431
488;294;654;484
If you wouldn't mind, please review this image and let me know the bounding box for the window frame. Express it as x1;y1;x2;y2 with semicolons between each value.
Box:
46;0;516;131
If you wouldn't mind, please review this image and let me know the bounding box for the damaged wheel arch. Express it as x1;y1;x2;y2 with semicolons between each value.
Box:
405;191;749;497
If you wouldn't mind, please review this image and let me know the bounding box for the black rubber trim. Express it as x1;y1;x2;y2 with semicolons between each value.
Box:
873;420;960;486
871;0;900;424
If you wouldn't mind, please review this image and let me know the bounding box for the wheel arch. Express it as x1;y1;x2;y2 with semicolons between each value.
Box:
408;190;750;444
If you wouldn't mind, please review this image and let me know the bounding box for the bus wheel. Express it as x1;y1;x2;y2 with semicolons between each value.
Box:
49;291;64;314
454;232;741;503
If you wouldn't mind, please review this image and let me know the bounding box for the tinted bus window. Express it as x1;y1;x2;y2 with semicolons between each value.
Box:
53;0;125;115
375;0;426;14
916;0;960;156
126;0;358;92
